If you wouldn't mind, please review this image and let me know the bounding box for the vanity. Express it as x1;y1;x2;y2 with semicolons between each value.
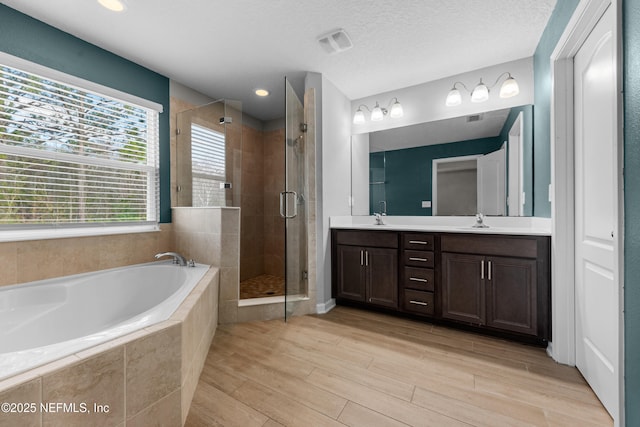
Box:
331;217;551;345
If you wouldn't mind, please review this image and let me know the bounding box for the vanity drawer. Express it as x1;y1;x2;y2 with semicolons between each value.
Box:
403;233;435;251
403;267;434;291
404;250;434;268
403;289;434;316
334;230;398;249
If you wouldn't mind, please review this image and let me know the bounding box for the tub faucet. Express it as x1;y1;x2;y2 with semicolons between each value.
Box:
155;252;187;266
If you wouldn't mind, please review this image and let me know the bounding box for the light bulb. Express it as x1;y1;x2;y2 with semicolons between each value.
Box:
389;100;403;118
98;0;126;12
353;109;366;125
371;103;384;121
445;88;462;106
499;76;520;98
471;80;489;103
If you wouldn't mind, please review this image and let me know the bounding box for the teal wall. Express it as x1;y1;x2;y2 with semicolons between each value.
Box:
533;0;580;217
498;105;534;216
370;137;504;215
0;5;171;222
624;0;640;423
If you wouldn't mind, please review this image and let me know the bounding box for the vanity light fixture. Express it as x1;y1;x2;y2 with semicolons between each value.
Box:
353;97;403;124
446;72;520;106
98;0;126;12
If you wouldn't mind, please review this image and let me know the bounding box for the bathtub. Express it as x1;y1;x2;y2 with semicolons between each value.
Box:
0;261;209;381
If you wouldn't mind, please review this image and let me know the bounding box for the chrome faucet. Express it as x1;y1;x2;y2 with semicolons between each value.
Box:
379;200;387;216
374;212;386;225
472;213;489;228
155;252;188;266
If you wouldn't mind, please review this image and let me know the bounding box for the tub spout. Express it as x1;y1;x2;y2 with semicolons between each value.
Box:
155;252;187;266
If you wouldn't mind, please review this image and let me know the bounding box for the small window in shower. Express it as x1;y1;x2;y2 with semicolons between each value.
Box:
191;124;225;207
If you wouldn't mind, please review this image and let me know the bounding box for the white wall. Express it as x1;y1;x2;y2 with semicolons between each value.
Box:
310;75;352;310
351;57;534;135
351;133;370;215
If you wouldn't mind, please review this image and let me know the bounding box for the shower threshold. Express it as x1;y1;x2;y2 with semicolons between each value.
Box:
238;294;308;307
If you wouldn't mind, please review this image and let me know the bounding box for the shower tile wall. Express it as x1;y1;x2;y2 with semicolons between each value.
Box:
240;126;265;282
263;128;286;279
239;126;285;287
172;207;240;324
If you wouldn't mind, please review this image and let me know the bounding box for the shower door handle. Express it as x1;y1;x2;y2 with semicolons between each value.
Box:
279;191;298;219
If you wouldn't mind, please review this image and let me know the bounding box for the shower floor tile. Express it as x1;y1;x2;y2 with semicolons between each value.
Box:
240;274;285;299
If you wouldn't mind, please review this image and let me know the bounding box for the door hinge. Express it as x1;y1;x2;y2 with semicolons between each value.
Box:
302;270;308;280
300;123;308;133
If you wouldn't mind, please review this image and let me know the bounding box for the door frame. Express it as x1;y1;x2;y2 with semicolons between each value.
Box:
550;0;624;422
507;112;524;216
432;154;481;215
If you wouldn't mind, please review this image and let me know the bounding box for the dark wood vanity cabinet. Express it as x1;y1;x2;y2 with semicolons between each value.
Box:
441;234;549;339
332;228;551;344
400;233;436;316
334;230;398;309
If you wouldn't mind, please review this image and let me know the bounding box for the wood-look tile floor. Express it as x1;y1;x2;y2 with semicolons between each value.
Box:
185;306;612;427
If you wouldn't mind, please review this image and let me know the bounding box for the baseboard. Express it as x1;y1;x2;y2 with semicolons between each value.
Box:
316;298;336;314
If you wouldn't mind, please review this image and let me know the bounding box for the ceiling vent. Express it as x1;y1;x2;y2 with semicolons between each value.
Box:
317;29;353;54
466;114;484;123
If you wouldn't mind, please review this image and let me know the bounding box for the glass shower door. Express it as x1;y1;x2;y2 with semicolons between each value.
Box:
283;78;307;320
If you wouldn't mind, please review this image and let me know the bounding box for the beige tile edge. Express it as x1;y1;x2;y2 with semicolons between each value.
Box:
0;266;220;427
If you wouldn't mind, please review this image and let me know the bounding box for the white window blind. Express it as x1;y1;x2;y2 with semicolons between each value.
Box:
0;63;159;227
191;124;226;207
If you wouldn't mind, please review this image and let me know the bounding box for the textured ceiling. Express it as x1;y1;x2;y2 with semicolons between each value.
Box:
370;108;511;152
2;0;556;121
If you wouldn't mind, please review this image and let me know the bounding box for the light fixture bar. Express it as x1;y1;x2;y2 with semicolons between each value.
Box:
353;97;403;124
445;72;519;106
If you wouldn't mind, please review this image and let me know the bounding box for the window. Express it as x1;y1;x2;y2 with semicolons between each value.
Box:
0;58;160;230
191;124;226;207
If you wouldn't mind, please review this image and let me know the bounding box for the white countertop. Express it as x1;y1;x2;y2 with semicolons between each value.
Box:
330;216;552;236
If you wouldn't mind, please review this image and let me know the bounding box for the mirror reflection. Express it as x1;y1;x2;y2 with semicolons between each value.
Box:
351;105;533;217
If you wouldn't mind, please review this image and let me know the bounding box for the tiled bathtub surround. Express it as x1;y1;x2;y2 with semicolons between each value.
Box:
0;225;174;287
0;266;219;427
172;207;241;324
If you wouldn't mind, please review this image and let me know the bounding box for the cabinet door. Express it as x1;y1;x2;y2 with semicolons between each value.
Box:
486;256;537;335
366;247;398;308
442;252;485;324
336;245;366;302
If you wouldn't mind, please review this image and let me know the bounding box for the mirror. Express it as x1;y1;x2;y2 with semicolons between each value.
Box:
351;105;533;216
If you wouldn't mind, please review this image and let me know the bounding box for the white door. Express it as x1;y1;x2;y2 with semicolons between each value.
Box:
477;147;506;215
507;113;523;216
574;5;619;420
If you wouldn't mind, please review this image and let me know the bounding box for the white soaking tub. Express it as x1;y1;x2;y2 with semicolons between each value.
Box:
0;261;209;380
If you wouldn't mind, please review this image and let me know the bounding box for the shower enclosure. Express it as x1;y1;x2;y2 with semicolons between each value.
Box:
175;99;242;209
174;83;309;319
283;78;308;319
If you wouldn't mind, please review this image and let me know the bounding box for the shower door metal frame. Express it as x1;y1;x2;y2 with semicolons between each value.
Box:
283;78;308;320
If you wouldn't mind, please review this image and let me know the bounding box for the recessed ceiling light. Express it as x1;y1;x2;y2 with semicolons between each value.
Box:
98;0;126;12
255;89;269;97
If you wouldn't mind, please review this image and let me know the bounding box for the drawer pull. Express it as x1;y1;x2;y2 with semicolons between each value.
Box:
409;277;428;283
409;240;429;245
409;257;428;262
409;300;429;306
